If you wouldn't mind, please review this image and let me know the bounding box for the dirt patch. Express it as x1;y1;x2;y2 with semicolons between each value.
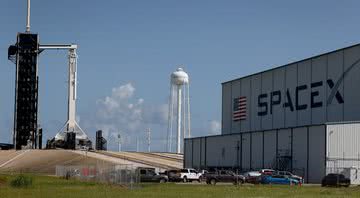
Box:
0;177;7;186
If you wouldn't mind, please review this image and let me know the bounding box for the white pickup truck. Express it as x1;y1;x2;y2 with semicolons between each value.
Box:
180;168;202;182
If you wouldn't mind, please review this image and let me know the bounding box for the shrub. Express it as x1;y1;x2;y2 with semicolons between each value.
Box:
10;174;33;188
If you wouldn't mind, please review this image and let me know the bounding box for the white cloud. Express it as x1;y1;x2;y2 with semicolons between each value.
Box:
91;82;218;152
94;83;168;151
112;83;135;99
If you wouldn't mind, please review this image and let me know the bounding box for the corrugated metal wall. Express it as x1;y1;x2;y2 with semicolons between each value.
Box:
308;125;326;183
201;134;241;168
263;130;276;168
251;132;263;169
192;138;201;168
292;127;308;182
184;125;327;183
185;123;360;183
326;122;360;169
222;44;360;134
222;83;232;135
184;125;326;183
241;133;251;170
184;140;192;168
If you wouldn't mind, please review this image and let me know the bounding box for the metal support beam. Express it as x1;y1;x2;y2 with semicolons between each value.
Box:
39;44;77;50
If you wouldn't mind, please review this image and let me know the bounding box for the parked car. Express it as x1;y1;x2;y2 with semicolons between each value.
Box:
198;170;209;182
275;171;303;183
206;170;245;185
321;174;350;187
261;175;300;185
162;169;182;182
138;167;168;183
180;168;203;182
259;169;275;175
243;171;262;184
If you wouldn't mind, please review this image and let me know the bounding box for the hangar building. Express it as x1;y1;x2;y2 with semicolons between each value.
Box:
184;44;360;183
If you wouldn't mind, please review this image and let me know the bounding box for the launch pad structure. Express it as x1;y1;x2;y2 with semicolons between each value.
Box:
8;0;91;149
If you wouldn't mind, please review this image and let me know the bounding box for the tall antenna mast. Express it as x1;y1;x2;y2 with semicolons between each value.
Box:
136;136;139;152
117;133;121;152
26;0;31;32
147;128;151;152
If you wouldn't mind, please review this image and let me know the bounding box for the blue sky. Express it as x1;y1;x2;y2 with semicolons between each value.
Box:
1;0;360;151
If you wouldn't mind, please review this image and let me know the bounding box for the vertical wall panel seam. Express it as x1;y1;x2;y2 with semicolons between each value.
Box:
306;126;309;183
342;50;345;120
260;74;263;130
240;133;243;170
221;85;224;134
200;138;202;168
291;128;293;172
326;55;328;121
310;59;313;124
271;70;275;129
271;70;274;129
250;78;252;132
262;131;265;168
275;129;279;169
324;125;327;175
205;137;207;167
250;133;252;170
183;140;186;167
230;82;233;134
191;140;194;168
284;67;287;127
237;139;240;168
185;140;188;168
323;125;326;179
239;80;242;132
296;63;299;127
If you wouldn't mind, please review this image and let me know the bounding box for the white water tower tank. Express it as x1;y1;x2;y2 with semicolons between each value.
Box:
171;68;189;85
167;68;191;154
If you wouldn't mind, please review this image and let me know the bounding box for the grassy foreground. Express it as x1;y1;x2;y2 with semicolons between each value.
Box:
0;174;360;198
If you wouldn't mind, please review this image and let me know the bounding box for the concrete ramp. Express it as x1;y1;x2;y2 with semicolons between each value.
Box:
98;151;183;170
0;150;113;174
0;150;183;175
0;150;25;165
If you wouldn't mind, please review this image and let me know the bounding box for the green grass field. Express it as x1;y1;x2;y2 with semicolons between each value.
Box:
0;174;359;198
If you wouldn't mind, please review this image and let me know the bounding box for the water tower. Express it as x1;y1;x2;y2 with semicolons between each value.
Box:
167;68;191;153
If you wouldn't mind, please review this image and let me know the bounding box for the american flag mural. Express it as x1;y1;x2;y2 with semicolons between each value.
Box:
233;96;247;121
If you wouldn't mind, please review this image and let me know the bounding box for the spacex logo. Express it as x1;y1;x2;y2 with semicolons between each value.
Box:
326;57;360;105
326;79;344;105
257;79;343;116
257;58;360;117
